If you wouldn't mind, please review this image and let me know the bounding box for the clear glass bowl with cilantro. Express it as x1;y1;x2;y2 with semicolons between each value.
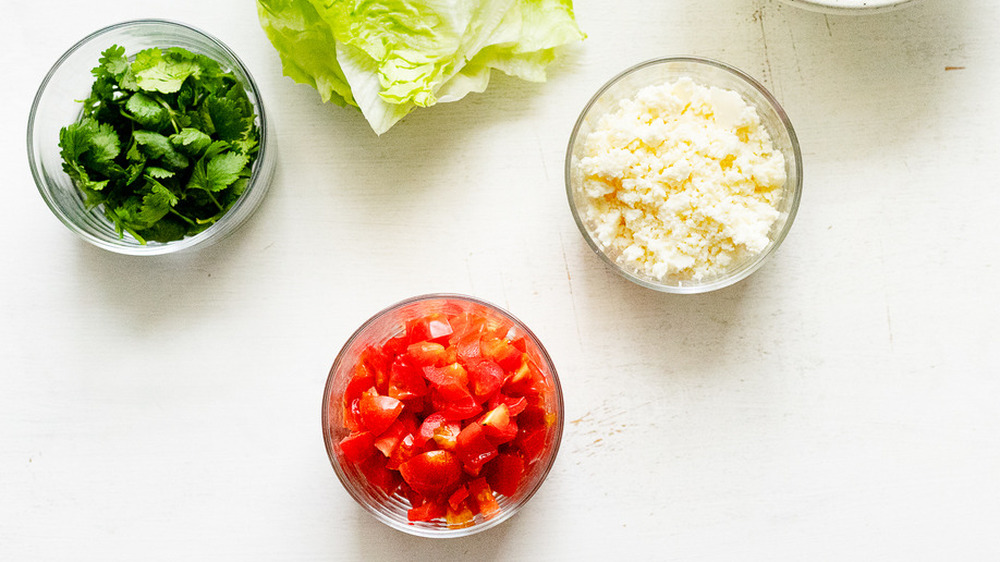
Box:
28;20;274;254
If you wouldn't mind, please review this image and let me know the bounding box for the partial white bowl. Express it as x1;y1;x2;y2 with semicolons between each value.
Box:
781;0;919;14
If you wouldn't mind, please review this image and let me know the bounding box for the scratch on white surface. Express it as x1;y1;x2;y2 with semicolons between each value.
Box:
558;232;584;349
752;5;775;88
535;130;551;184
824;15;833;37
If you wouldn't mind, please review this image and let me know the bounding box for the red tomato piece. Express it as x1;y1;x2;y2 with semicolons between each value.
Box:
359;453;402;496
374;414;417;457
416;412;448;445
467;359;504;401
480;337;522;371
445;501;475;529
455;422;498;476
388;357;428;401
342;364;376;431
422;363;469;390
513;426;548;465
388;432;426;470
431;421;462;451
407;499;446;522
339;431;376;464
358;388;403;435
406;313;454;344
489;394;527;417
359;345;391;380
382;333;409;359
484;453;525;497
467;477;500;518
447;485;469;511
406;341;448;367
439;392;482;421
481;404;518;444
399;450;463;499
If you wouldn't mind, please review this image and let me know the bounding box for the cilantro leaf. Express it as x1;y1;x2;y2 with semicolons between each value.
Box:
188;150;248;193
137;180;179;225
203;96;250;143
133;130;190;170
132;48;200;94
169;128;212;156
125;92;169;129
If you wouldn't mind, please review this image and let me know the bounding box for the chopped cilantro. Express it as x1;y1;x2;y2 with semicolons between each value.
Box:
58;45;260;244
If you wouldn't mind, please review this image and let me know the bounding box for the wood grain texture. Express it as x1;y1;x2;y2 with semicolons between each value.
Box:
3;0;998;559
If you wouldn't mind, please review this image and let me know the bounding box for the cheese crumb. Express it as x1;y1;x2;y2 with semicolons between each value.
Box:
576;77;786;282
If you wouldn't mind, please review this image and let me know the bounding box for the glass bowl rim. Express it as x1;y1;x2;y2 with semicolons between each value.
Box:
321;293;565;538
564;55;803;294
26;18;271;256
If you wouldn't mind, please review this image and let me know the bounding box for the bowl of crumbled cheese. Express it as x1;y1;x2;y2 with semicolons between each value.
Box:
565;57;802;293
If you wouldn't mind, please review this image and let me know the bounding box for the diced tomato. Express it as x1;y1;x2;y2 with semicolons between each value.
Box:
399;450;463;498
447;485;469;511
431;421;462;451
467;359;503;400
416;412;448;445
485;453;525;497
513;426;548;465
338;431;376;464
455;422;498;476
406;313;453;344
481;404;518;444
358;453;401;496
388;431;426;470
382;333;409;358
445;500;475;529
388;357;428;401
480;337;522;371
358;388;403;435
342;364;376;431
359;345;391;379
422;363;469;390
489;394;527;417
374;414;417;457
407;498;447;522
406;341;448;366
334;302;558;527
467;477;500;518
439;392;482;421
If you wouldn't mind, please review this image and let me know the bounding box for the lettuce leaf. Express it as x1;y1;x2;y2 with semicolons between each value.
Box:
257;0;584;134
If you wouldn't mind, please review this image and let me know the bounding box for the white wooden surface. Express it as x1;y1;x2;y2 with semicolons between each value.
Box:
3;0;999;559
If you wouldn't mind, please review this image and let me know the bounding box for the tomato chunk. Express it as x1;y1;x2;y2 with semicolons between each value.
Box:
399;450;463;499
455;422;498;476
339;431;376;464
358;388;403;435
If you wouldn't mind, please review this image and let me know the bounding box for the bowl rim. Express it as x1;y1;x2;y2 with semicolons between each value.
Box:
321;293;565;538
564;55;804;294
26;18;271;256
780;0;919;13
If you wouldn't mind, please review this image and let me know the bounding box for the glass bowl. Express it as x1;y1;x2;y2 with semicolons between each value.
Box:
27;19;275;255
322;294;564;538
565;57;803;294
780;0;919;13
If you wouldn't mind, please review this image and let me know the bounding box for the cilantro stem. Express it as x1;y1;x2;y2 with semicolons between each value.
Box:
168;208;197;226
204;190;224;211
156;97;181;134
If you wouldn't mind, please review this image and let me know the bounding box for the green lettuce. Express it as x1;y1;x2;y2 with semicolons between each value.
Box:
257;0;585;134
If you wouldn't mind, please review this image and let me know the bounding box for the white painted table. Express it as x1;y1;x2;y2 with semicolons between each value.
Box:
4;0;998;558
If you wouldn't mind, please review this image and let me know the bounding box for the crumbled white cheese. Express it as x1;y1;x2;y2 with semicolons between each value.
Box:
576;77;786;282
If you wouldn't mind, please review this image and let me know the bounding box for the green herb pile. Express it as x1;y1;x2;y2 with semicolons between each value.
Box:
59;45;260;244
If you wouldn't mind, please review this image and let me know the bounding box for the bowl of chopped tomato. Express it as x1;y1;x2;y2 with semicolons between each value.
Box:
322;294;564;537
